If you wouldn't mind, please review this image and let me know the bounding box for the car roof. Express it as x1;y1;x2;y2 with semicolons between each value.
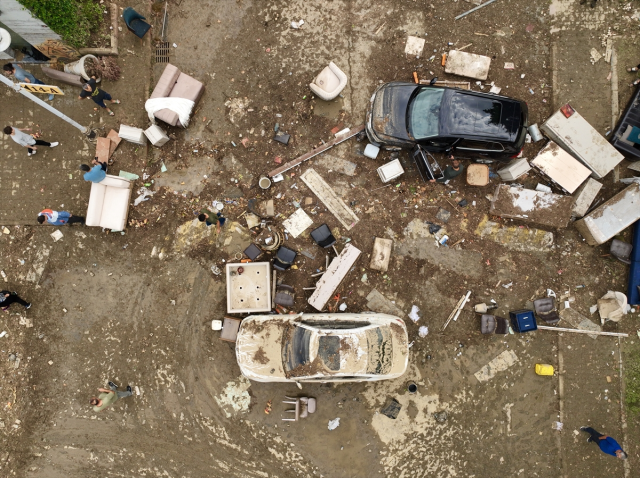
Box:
439;89;522;141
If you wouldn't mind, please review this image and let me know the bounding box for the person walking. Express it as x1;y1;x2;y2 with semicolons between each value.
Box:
3;125;59;156
79;157;107;183
37;209;85;226
580;427;627;459
198;207;225;233
3;63;54;100
1;290;31;311
429;156;465;184
78;76;120;115
90;381;133;412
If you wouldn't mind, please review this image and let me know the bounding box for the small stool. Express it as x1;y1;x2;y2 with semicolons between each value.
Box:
466;164;489;186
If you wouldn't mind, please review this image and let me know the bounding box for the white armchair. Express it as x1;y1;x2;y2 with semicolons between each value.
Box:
86;175;133;230
309;62;348;101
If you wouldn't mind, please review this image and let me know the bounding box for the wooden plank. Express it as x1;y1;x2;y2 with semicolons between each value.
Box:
106;129;122;158
538;325;628;337
301;169;359;230
95;137;111;164
369;238;393;272
268;124;364;177
308;244;361;311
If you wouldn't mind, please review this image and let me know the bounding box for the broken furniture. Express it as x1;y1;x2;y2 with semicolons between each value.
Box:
598;291;628;323
369;237;393;272
255;227;282;251
310;224;338;255
274;284;295;308
220;316;242;342
611;239;632;265
541;105;624;179
247;198;275;217
466;164;489;186
509;310;537;333
571;178;602;218
144;125;170;147
530;141;591;194
574;183;640;245
497;157;531;181
611;84;640;158
150;63;205;127
301;169;359;230
243;243;264;261
444;50;491;80
480;315;509;334
41;66;83;87
273;246;297;271
226;262;272;313
412;145;444;182
86;175;133;230
308;243;362;311
123;7;151;39
377;159;405;183
282;396;317;421
309;61;347;101
118;125;146;145
533;298;560;325
95;131;121;165
380;398;402;419
489;184;574;229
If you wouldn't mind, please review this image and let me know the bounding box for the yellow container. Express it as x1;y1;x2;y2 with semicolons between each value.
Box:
535;364;554;376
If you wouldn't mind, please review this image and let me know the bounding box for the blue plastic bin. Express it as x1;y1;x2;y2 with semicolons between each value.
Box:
509;310;537;333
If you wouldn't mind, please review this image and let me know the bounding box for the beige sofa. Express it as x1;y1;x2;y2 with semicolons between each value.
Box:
86;175;133;230
150;64;205;127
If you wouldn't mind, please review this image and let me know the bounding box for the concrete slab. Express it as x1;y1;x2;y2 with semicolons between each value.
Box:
474;216;554;252
404;36;425;57
474;349;519;382
313;154;357;176
445;50;491;80
154;157;218;195
559;307;601;339
369;238;393;272
282;208;313;238
365;289;404;317
489;184;573;229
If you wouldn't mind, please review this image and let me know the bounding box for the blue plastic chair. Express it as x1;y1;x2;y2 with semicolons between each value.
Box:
123;7;151;39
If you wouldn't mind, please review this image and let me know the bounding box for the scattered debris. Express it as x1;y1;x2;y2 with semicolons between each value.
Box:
408;305;421;322
381;399;401;419
328;417;340;430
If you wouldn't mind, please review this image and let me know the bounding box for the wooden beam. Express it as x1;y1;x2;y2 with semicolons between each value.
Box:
267;124;364;178
537;325;628;337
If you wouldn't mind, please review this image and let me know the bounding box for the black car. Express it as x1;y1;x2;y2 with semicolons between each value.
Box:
365;82;529;162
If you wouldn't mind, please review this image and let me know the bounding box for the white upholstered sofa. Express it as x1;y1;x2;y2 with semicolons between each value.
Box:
86;175;132;230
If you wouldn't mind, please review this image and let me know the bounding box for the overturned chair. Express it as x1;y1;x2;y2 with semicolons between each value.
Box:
533;297;560;325
310;224;338;255
273;246;297;271
480;314;509;335
309;62;348;101
282;396;317;422
274;284;295;308
123;7;151;39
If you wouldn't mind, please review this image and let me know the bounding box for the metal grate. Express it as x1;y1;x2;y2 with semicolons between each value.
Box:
155;42;170;63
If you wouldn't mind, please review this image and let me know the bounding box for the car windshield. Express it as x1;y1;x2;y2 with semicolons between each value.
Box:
365;327;393;374
408;87;445;140
282;325;312;372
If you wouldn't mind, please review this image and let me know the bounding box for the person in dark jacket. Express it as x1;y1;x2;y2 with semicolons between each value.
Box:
430;156;464;184
0;291;31;311
78;76;120;115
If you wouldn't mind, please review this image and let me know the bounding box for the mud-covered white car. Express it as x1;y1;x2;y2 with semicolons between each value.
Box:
235;313;409;383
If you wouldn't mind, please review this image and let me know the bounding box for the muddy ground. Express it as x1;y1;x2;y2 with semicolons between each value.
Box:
1;0;640;477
